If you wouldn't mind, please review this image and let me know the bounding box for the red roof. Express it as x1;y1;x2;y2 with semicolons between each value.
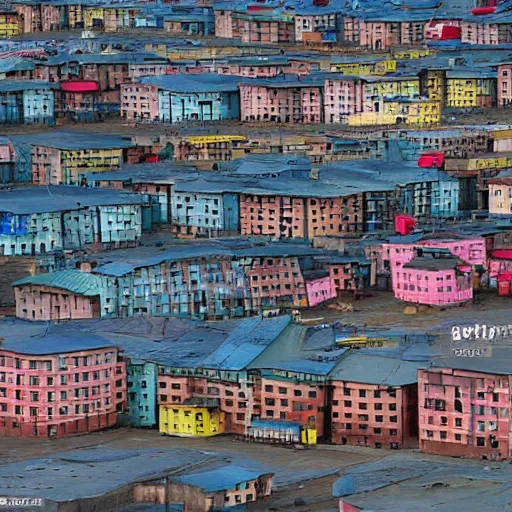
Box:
492;249;512;260
61;81;99;93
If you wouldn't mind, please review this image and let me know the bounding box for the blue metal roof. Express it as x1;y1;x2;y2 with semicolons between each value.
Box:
201;315;291;371
1;333;115;356
12;270;103;296
139;73;241;93
172;465;271;492
0;80;55;92
0;186;145;215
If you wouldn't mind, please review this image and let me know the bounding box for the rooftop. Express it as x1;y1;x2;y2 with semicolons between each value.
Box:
138;73;241;93
0;187;146;215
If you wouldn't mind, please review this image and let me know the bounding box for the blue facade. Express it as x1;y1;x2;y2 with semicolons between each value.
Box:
158;90;240;123
0;88;55;125
223;193;240;232
126;361;158;427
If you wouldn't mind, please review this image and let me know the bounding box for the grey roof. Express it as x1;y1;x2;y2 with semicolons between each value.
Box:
429;348;512;376
250;324;349;376
12;270;103;296
0;186;146;215
138;73;241;93
10;131;135;151
120;158;454;199
403;256;465;270
91;241;327;277
0;332;115;356
328;352;425;386
172;465;271;492
0;448;217;502
201;315;291;371
0;80;55;92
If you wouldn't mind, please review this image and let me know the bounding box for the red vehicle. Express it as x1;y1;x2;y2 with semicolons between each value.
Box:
418;152;444;168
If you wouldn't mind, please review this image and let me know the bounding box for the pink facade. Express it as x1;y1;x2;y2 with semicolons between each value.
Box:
385;238;486;268
419;368;512;459
0;345;126;438
324;79;363;124
305;274;336;306
393;265;472;305
121;84;159;121
239;84;323;123
358;21;400;50
158;374;252;434
214;9;234;38
260;378;326;434
331;381;418;449
498;64;512;106
0;139;14;163
14;285;101;321
461;21;499;44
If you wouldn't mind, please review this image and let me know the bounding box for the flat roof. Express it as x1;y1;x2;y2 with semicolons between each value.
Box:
0;187;145;215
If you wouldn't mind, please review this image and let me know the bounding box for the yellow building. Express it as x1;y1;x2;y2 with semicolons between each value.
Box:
83;7;104;29
347;98;440;126
0;11;21;37
445;73;496;108
331;59;397;76
160;401;225;437
31;145;126;185
362;79;420;110
422;70;445;102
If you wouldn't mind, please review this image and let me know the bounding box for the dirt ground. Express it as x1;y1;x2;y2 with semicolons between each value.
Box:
0;428;383;511
303;289;512;330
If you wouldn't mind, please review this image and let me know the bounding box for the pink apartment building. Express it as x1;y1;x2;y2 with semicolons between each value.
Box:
390;250;473;306
329;353;421;449
0;335;126;438
259;378;326;434
419;362;512;459
157;374;254;434
304;271;336;307
497;64;512;106
121;83;159;121
239;80;323;123
386;237;485;305
13;271;104;322
358;20;400;50
461;20;500;45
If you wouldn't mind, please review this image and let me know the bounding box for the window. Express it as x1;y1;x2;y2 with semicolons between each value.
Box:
440;431;447;440
343;388;351;396
374;403;383;410
359;403;367;410
344;400;352;407
390;429;397;436
171;383;181;390
281;399;288;407
294;390;302;397
374;390;381;398
477;391;485;400
455;434;462;441
375;415;383;423
390;416;397;423
308;390;317;398
440;416;447;426
278;387;287;394
264;385;273;392
455;418;462;427
359;390;366;398
159;382;167;389
476;437;485;447
434;399;445;411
